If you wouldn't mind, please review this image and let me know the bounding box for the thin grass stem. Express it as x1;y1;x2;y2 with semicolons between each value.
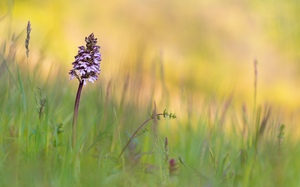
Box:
118;113;164;159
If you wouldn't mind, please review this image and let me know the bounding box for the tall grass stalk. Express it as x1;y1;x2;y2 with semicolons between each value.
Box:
253;59;258;126
118;110;176;159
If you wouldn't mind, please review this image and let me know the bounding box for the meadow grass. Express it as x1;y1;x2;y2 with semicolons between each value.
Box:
0;23;300;187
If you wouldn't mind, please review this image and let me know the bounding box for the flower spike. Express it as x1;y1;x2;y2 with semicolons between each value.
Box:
69;33;101;85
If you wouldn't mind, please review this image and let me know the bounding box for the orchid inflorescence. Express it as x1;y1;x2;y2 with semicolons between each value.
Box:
69;33;101;85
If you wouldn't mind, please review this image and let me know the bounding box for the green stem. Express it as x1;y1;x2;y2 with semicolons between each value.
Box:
72;80;84;149
118;113;163;159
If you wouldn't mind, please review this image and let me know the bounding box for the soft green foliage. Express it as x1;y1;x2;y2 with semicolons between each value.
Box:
1;22;300;187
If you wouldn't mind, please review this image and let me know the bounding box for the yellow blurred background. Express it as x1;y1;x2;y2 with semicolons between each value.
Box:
1;0;300;112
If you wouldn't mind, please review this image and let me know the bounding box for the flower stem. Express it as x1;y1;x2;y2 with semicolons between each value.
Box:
118;113;163;159
72;80;84;149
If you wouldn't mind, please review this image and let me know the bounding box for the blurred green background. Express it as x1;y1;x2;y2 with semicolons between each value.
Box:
1;0;300;110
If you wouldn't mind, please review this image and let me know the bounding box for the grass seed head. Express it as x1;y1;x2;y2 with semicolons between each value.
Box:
25;21;31;58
